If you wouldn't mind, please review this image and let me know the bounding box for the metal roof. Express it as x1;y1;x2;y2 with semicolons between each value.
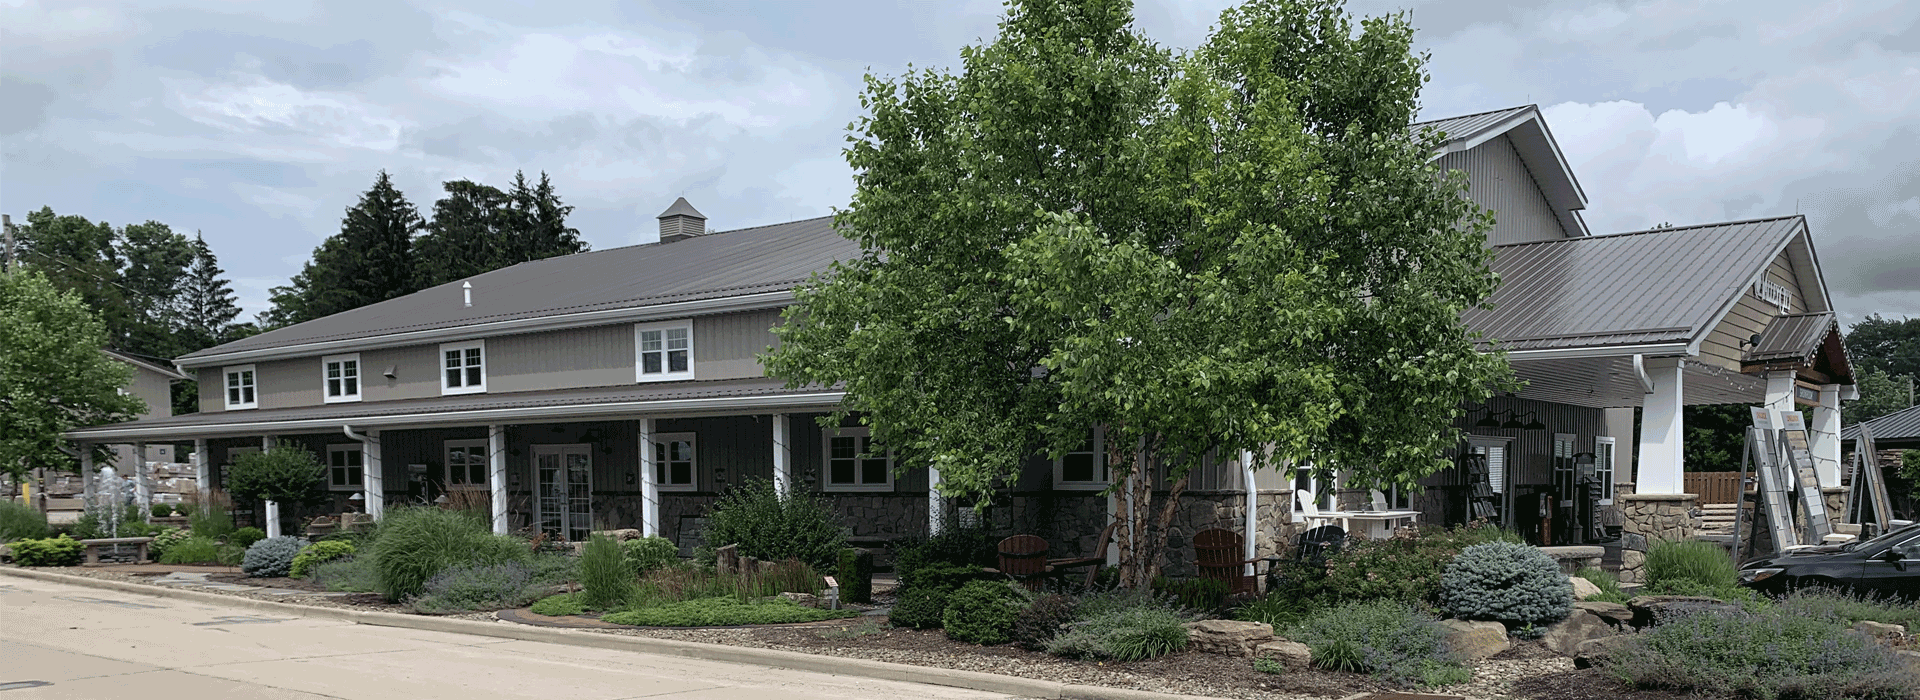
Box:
64;376;841;441
1744;311;1836;364
1464;216;1808;353
102;349;190;380
181;216;853;363
1412;105;1537;144
657;197;706;220
1842;404;1920;445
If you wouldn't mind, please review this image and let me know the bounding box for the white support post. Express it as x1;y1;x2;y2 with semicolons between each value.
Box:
1637;358;1687;495
1241;449;1259;577
1812;385;1843;487
928;466;944;536
133;442;151;522
1765;370;1797;416
772;414;791;499
489;425;507;535
80;446;95;513
363;431;384;521
193;438;209;499
262;435;279;538
639;418;658;538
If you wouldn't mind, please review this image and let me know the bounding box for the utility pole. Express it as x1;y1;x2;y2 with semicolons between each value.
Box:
2;213;14;275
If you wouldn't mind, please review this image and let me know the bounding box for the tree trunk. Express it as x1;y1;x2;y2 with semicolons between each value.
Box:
1113;446;1192;589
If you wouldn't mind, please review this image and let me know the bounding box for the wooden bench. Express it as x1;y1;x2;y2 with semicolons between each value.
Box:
80;537;154;565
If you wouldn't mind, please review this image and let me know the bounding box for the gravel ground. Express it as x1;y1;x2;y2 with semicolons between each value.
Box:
31;565;1652;700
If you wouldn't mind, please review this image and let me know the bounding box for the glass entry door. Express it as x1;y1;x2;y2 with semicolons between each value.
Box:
534;445;592;542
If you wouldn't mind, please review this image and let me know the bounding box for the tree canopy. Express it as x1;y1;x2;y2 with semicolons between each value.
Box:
1846;315;1917;424
413;171;587;288
0;271;143;479
266;171;425;327
226;441;330;508
768;0;1510;583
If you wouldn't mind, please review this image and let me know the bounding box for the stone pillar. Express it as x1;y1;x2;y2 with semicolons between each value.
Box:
639;418;658;538
1812;384;1843;488
772;414;791;499
1617;493;1698;584
194;438;210;498
1637;358;1686;495
928;465;944;536
489;425;507;535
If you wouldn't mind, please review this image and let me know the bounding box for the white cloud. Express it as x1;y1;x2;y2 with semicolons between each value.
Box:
166;71;409;151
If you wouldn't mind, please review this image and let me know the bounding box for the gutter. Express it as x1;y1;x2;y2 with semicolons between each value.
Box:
1499;342;1692;362
177;290;795;369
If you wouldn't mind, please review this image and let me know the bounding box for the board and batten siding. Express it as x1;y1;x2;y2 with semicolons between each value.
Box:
695;309;782;380
1438;134;1569;245
488;324;634;393
1699;250;1808;370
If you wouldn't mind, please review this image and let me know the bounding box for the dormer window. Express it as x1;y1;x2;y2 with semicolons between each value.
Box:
322;353;361;403
635;320;694;382
223;365;257;410
441;340;486;395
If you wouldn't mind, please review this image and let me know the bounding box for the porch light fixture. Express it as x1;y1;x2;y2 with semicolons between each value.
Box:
1474;410;1504;428
1519;413;1547;431
1499;413;1526;430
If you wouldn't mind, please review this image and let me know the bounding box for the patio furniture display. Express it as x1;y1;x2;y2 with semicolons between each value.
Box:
1294;524;1346;562
1193;528;1265;595
986;525;1118;591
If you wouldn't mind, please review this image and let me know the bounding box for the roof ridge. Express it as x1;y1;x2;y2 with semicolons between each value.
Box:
1411;104;1536;127
557;213;837;258
1491;214;1806;249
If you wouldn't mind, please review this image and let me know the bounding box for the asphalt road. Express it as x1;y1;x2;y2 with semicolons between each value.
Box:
0;575;1016;700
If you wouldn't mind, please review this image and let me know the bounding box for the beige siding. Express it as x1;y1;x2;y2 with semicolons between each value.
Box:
1700;251;1808;370
128;367;173;419
489;325;635;392
695;309;781;380
1439;135;1569;245
257;357;321;409
362;344;443;402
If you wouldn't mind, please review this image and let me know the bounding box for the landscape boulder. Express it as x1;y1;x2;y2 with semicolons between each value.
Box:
1573;601;1633;625
1573;635;1638;669
778;592;820;608
1569;576;1602;601
1254;640;1313;668
1437;619;1510;661
1853;620;1907;643
1183;619;1275;657
592;529;642;542
1626;595;1739;628
1542;609;1619;656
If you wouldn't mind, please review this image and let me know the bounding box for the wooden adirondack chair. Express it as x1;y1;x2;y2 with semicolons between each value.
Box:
1193;528;1262;596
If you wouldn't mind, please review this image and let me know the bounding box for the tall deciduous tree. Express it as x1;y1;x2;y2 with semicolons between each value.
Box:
264;171;425;328
768;0;1510;585
18;207;129;344
118;220;195;359
0;271;143;479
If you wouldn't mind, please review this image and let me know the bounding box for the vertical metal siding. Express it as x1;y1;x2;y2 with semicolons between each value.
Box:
255;357;320;410
489;325;634;393
656;415;773;493
361;344;441;401
695;309;782;380
1440;135;1569;245
1422;397;1607;523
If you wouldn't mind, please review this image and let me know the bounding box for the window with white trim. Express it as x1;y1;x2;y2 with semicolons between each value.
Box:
1293;464;1336;512
652;433;697;491
327;444;364;491
444;439;489;489
322;353;361;403
634;321;695;382
1054;427;1112;489
824;427;893;492
440;340;486;394
223;365;257;410
1595;436;1617;505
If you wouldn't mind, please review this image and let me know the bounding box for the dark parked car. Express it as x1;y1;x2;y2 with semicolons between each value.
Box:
1738;523;1920;599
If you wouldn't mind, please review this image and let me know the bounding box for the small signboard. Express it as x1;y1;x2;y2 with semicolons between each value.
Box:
824;576;838;588
1750;407;1777;431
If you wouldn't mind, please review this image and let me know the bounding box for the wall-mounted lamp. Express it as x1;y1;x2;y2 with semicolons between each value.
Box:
1738;333;1762;350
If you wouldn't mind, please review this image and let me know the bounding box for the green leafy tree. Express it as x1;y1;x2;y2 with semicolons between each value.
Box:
1849;366;1914;425
264;171;425;328
1847;314;1920;378
117;220;195;359
1684;404;1750;472
767;0;1510;585
226;441;330;529
0;271;143;479
18;207;129;344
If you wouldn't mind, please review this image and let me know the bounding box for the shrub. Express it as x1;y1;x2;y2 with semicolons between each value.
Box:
158;535;240;565
1155;576;1230;614
187;491;235;540
838;547;874;604
370;507;529;601
905;562;985;595
242;536;308;578
1234;588;1325;629
226;442;329;510
149;527;190;561
889;586;951;629
529;551;578;586
1013;594;1079;650
1282;524;1521;609
581;534;637;610
312;556;379;592
622;536;678;575
1774;587;1920;630
531;592;586;616
1575;566;1631;605
894;522;996;583
413;561;544;613
1254;657;1287;674
0;499;51;542
1045;606;1196;662
1644;539;1738;595
1290;600;1464;688
943;580;1023;644
290;540;356;578
150;503;174;518
230;526;266;550
1440;541;1572;627
699;478;846;570
602;597;858;627
11;534;84;566
173;503;193;517
1606;605;1917;699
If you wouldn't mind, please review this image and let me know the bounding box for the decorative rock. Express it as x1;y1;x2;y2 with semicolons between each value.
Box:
1438;619;1510;661
1542;609;1618;656
1898;649;1920;673
1573;635;1638;669
1569;576;1602;601
778;592;819;608
1573;601;1633;624
1853;620;1907;642
592;528;642;541
1254;640;1312;668
1183;619;1275;657
1626;595;1739;628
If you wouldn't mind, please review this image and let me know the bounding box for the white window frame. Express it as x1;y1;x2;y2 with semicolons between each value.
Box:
321;353;362;403
823;427;894;492
1595;436;1617;505
327;444;364;492
440;340;487;395
1053;427;1112;490
652;432;697;492
443;439;489;490
634;320;696;382
223;364;258;410
1292;463;1337;512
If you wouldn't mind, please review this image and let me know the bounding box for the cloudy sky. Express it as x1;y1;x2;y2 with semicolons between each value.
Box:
3;0;1916;326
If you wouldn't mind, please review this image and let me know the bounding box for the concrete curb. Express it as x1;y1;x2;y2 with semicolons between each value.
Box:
0;567;1220;700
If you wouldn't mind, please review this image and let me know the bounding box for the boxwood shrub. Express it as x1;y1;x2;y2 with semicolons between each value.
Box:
943;580;1023;645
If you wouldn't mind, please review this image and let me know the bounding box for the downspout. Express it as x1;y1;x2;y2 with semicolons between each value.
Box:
1632;354;1657;395
343;425;384;519
1241;449;1259;578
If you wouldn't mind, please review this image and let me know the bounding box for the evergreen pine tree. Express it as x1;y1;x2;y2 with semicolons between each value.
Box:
118;220;195;359
413;179;510;288
514;171;588;262
265;171;425;326
176;232;243;353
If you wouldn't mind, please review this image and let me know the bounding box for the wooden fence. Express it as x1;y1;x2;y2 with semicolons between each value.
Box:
1686;472;1743;504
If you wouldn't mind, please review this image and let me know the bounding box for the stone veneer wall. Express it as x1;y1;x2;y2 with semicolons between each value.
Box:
1616;492;1697;584
1159;491;1297;578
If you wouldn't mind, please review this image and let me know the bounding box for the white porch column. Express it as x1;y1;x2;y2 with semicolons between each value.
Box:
639;418;659;538
928;465;944;536
193;438;210;498
772;414;791;499
1637;358;1686;495
1812;385;1843;487
489;425;507;534
133;442;151;522
363;431;384;521
1764;370;1796;415
262;435;279;538
1241;450;1259;577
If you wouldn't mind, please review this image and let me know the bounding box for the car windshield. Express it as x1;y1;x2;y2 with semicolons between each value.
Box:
1841;523;1920;552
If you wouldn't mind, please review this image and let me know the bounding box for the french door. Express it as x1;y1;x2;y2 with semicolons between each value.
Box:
534;445;592;542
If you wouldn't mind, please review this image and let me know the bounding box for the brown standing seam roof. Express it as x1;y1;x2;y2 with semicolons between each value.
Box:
1744;311;1836;364
1463;215;1807;352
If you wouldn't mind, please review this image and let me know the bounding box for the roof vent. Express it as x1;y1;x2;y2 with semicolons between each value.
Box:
657;197;707;243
